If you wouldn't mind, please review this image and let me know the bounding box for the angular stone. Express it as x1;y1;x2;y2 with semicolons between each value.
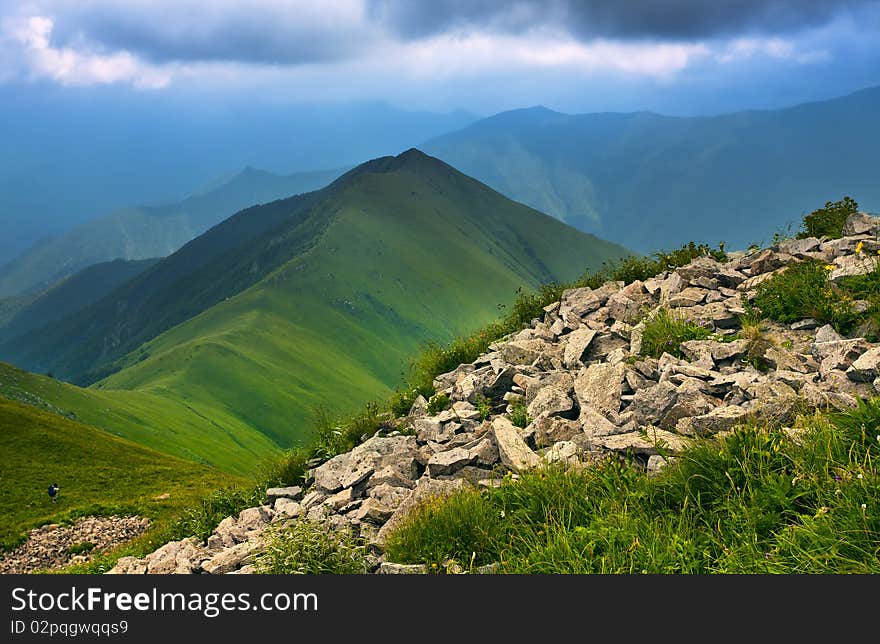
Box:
800;381;859;410
433;364;475;392
814;339;869;376
750;249;795;275
585;333;629;361
677;405;753;436
266;486;303;503
711;339;750;362
842;212;880;236
847;347;880;382
368;465;417;490
527;385;575;419
790;318;820;331
202;541;259;575
452;401;482;421
484;367;517;400
677;257;746;288
491;417;542;472
578;405;622;437
678;341;715;368
500;339;556;366
562;327;597;368
601;426;690;455
659;389;719;430
273;498;302;519
237;506;273;532
815;324;844;344
629;381;678;426
629;321;646;355
829;254;878;282
777;237;820;256
312;435;420;493
543;441;582;467
559;287;603;326
468;438;500;466
427;448;475;477
377;563;428;574
668;287;707;307
573;362;625;418
647;455;674;475
764;347;808;373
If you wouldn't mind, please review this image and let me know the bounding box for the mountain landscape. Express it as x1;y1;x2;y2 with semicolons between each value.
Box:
0;150;627;475
423;86;880;252
0;165;344;297
2;0;880;589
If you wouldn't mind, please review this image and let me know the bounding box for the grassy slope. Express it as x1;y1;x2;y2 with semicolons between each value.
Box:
95;152;628;453
0;397;243;550
0;362;280;476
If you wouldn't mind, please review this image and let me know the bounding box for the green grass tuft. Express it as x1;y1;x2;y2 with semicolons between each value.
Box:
254;519;369;574
639;309;713;358
385;399;880;573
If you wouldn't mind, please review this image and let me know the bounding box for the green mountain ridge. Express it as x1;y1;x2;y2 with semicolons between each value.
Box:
0;258;160;344
422;85;880;252
0;166;345;297
1;149;628;471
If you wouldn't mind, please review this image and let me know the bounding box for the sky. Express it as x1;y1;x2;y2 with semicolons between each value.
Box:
1;0;879;116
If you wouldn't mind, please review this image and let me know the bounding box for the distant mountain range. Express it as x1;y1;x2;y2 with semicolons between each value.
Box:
0;150;627;469
0;90;478;262
0;166;344;297
423;85;880;252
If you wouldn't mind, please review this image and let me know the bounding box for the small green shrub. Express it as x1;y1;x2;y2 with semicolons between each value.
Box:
426;393;451;416
66;541;95;556
800;196;858;239
509;396;531;428
739;317;775;371
579;242;726;290
474;394;491;422
389;387;420;418
255;519;369;574
751;260;861;333
261;448;310;488
640;309;712;358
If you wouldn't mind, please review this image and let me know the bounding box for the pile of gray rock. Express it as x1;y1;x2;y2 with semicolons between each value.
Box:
0;515;150;574
109;211;880;575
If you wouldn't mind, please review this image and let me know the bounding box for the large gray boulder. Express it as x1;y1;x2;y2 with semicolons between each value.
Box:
573;362;625;418
491;417;542;472
847;347;880;382
312;435;421;494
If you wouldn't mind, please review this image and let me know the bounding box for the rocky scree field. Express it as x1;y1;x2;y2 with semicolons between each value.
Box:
99;208;880;575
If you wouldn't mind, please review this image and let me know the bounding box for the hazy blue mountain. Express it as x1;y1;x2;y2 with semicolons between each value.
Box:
0;85;478;261
0;258;159;344
422;86;880;252
0;165;345;297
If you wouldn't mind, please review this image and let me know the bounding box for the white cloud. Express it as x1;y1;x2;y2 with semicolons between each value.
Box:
717;37;830;64
1;14;171;88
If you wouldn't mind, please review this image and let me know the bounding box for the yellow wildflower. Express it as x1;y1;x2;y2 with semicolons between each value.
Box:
856;241;864;254
824;264;836;271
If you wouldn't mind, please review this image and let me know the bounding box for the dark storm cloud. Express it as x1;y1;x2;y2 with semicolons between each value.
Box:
44;1;373;65
368;0;869;40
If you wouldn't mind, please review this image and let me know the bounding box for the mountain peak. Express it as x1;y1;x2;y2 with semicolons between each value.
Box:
334;148;448;184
